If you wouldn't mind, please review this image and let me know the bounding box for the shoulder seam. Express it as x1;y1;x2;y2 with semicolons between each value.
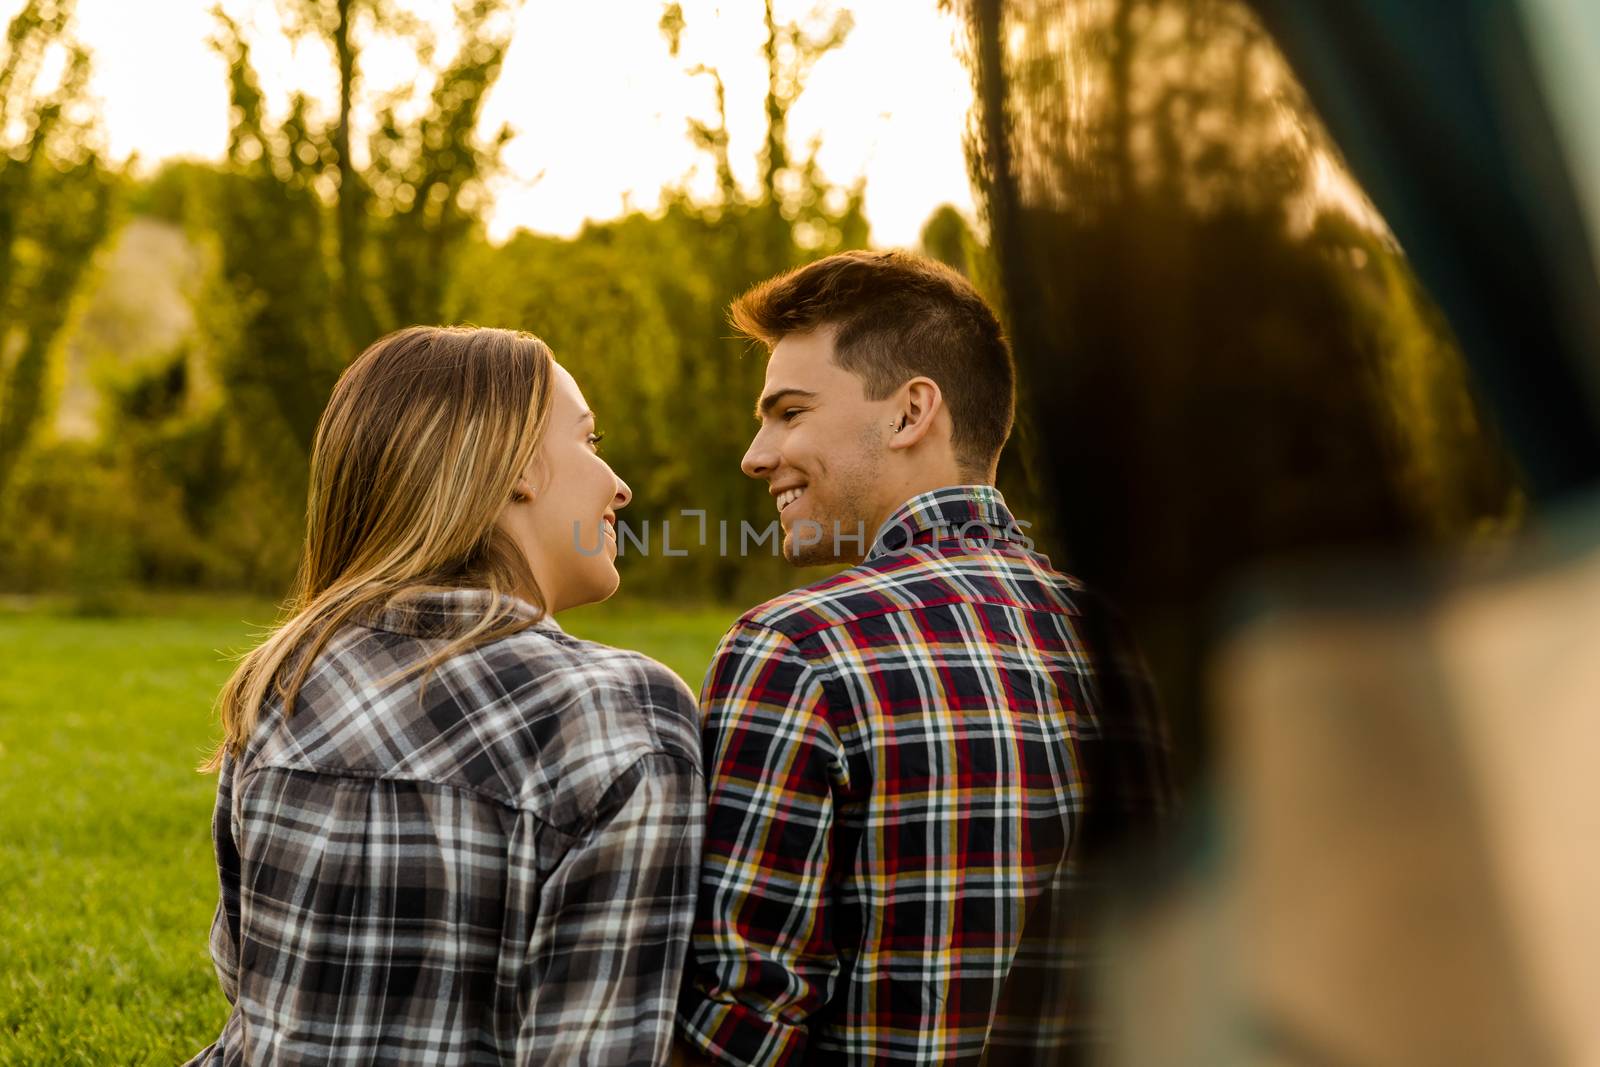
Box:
722;616;832;672
237;744;699;833
235;762;560;829
711;621;846;753
588;749;703;827
745;592;1080;644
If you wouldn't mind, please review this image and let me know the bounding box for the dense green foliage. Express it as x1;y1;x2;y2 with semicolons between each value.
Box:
0;0;115;501
0;0;877;602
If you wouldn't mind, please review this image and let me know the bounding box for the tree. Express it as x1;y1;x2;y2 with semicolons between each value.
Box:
0;0;114;499
365;0;516;327
647;0;869;597
82;0;527;589
199;0;519;469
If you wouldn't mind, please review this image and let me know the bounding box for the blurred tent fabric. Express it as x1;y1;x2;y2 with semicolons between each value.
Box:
1230;9;1600;1061
1212;4;1600;1059
962;0;1529;789
964;0;1600;1061
1132;2;1600;1063
1107;556;1600;1065
1105;606;1538;1067
1246;0;1600;501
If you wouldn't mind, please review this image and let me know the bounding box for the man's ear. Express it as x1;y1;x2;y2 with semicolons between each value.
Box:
886;377;944;451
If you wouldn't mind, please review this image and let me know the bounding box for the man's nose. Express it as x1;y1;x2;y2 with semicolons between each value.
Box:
741;428;777;480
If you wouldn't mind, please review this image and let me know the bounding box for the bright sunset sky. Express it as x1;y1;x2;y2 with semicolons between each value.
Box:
49;0;979;247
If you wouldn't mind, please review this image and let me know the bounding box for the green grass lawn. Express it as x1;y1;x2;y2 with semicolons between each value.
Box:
0;594;738;1064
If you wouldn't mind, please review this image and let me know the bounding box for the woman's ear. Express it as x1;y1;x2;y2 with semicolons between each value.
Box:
516;452;552;504
887;377;944;451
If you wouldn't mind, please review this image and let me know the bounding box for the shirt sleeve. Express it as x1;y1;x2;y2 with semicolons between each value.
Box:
519;750;704;1067
184;753;241;1067
202;749;240;990
676;623;844;1067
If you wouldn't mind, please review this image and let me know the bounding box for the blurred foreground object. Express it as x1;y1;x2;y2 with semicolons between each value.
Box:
961;0;1527;778
1145;3;1600;1060
1108;536;1600;1064
957;0;1600;1059
1249;0;1600;502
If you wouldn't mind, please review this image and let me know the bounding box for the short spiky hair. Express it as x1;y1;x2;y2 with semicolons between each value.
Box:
730;250;1015;476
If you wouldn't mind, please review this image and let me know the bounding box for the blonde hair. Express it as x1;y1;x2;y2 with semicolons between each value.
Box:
205;325;555;770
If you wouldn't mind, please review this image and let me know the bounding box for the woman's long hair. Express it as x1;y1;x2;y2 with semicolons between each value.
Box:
204;325;555;771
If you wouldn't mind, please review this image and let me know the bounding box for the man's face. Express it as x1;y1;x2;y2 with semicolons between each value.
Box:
742;326;890;565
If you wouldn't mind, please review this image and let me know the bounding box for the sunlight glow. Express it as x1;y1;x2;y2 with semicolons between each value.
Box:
47;0;978;248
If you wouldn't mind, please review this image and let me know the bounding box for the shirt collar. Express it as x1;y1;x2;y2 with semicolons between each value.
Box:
865;484;1022;563
360;586;563;639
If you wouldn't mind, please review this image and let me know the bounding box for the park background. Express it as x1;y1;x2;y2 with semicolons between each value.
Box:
0;0;1530;1061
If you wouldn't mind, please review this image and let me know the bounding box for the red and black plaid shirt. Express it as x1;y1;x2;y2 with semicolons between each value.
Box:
677;485;1173;1066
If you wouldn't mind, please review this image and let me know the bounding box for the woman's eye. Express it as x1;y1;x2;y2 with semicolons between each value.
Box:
587;431;606;452
782;408;802;422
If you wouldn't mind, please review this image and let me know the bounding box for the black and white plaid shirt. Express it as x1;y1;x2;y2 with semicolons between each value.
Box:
186;588;703;1067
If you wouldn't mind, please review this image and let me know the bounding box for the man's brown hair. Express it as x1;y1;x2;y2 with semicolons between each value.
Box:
730;250;1015;477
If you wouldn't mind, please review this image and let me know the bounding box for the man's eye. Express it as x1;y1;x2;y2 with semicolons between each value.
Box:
782;408;803;421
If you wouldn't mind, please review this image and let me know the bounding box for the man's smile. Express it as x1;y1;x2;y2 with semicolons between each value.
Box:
773;484;808;513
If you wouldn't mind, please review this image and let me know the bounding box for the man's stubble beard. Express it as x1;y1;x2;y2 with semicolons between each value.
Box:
784;437;884;567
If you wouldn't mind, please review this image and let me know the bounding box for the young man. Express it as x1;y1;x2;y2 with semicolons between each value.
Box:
676;251;1174;1066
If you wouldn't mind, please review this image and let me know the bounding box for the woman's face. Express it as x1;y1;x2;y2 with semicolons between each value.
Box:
496;362;631;614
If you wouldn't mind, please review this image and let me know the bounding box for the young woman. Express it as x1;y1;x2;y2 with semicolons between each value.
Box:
185;326;702;1066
